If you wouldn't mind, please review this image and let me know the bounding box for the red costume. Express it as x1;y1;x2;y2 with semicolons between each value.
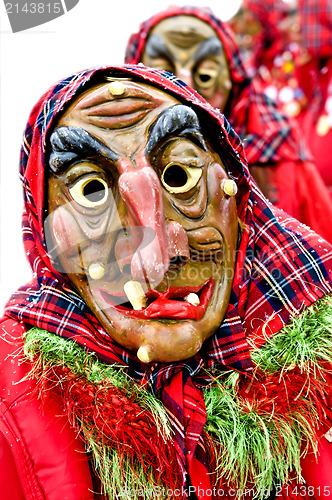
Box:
232;0;291;77
126;6;332;242
232;0;332;200
1;64;332;499
297;0;332;198
231;0;309;122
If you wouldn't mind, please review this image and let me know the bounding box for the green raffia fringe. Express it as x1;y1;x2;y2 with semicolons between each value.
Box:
24;295;332;498
205;295;332;497
24;329;174;499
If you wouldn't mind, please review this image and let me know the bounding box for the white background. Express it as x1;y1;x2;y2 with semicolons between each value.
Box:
0;0;242;311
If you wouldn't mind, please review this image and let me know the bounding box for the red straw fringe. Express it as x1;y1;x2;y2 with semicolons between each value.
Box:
205;364;332;499
238;364;332;432
33;362;181;494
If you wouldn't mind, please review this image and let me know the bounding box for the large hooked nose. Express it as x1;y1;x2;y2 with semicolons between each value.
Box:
117;154;189;285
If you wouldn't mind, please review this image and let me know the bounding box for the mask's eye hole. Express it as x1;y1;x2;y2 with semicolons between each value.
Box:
69;177;108;207
161;163;202;194
194;68;218;89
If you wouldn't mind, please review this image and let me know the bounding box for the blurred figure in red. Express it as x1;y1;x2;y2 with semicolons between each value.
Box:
229;0;309;122
231;0;332;198
125;5;332;242
297;0;332;198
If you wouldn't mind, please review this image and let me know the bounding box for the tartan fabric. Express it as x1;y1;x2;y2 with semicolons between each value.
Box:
299;0;332;58
124;5;310;166
5;64;332;498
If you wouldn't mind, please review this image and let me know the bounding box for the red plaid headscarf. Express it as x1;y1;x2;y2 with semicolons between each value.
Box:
125;5;310;166
298;0;332;58
5;65;332;497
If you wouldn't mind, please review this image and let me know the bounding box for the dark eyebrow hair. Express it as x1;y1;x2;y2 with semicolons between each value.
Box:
145;33;173;61
145;104;207;156
49;126;119;173
193;37;223;64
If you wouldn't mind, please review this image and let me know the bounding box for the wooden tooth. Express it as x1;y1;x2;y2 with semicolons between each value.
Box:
124;280;147;310
184;293;200;307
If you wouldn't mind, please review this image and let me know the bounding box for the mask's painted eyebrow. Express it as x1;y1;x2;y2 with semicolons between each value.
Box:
145;104;207;156
145;33;173;61
193;37;223;64
49;126;119;173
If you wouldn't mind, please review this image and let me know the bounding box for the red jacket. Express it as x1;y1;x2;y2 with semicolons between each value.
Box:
1;313;332;499
0;316;95;500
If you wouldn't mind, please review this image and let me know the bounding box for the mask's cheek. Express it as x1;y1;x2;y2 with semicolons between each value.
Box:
201;68;231;111
44;205;86;275
204;86;229;112
206;161;238;272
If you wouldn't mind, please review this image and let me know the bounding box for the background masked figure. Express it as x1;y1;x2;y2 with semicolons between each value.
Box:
125;5;332;244
230;0;332;200
1;65;332;499
229;0;300;84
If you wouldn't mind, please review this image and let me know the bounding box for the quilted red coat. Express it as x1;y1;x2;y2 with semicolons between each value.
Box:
0;317;96;500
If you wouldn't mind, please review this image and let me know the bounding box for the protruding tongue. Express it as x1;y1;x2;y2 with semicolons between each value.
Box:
118;155;170;285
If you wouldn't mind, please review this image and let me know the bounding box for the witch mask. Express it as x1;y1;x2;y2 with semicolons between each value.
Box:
141;15;232;111
45;77;238;364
